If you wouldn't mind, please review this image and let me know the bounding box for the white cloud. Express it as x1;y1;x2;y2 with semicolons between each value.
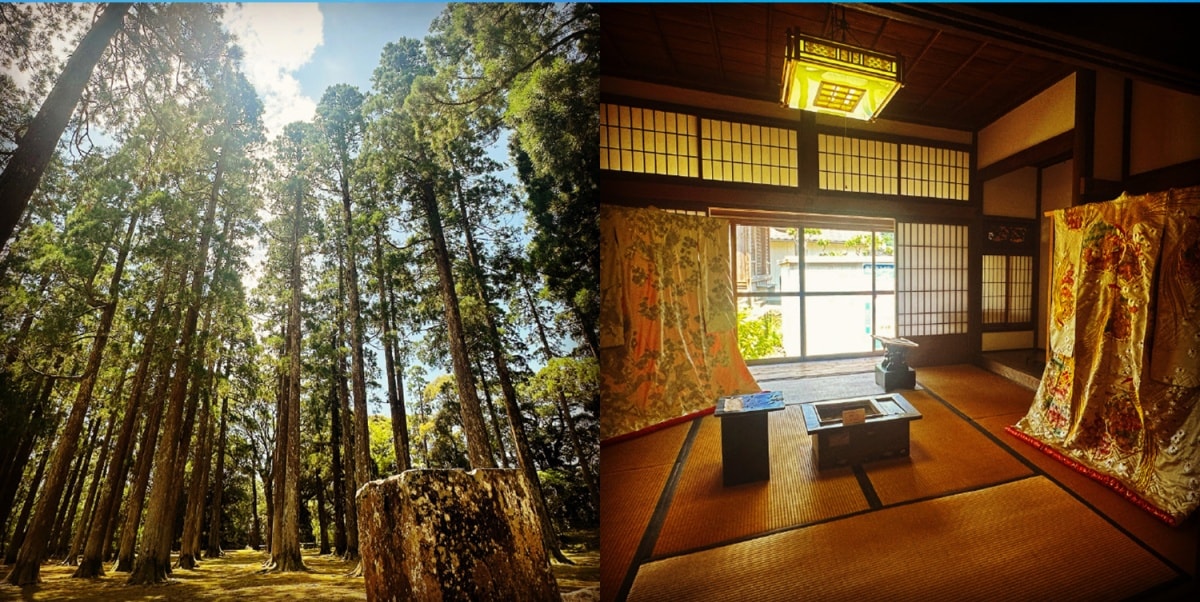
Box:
221;3;324;139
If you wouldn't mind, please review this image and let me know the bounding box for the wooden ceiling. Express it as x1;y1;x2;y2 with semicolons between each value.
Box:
599;3;1200;132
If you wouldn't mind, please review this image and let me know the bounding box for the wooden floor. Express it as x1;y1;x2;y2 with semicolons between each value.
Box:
748;356;879;381
601;363;1199;602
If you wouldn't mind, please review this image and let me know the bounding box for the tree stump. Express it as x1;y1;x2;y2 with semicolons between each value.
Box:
357;468;560;601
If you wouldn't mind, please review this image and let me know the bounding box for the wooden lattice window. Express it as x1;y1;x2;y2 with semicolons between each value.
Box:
982;218;1037;329
701;118;798;186
600;103;698;177
896;222;969;336
900;143;970;201
818;134;898;194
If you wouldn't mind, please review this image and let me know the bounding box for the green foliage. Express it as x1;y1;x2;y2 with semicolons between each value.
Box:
538;466;596;530
367;414;394;478
0;3;598;559
844;232;895;256
737;308;784;360
414;375;470;470
425;3;600;353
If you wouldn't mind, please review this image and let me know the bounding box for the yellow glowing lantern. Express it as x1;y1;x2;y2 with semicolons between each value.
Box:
780;29;903;122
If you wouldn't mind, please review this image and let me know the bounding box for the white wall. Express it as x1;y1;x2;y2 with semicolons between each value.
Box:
1130;81;1200;176
982;167;1038;218
977;74;1075;170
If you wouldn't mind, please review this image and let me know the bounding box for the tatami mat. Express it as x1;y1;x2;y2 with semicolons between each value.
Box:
915;364;1036;419
862;390;1033;506
627;476;1181;601
977;412;1199;577
602;420;692;474
651;406;869;558
600;421;691;602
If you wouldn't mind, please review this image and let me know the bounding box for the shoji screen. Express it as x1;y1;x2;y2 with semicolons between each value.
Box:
600;103;698;177
982;254;1033;325
896;222;969;336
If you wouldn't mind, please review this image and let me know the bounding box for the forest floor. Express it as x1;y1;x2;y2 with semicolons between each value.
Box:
0;533;599;600
555;528;601;594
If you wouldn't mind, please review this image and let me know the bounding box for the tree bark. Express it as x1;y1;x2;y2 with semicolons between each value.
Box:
176;380;214;569
473;358;509;468
328;366;347;557
454;186;566;562
49;417;99;561
113;351;173;572
268;364;284;559
262;463;273;557
75;275;166;577
522;280;598;511
249;466;261;551
339;178;373;554
65;400;121;566
315;470;330;555
0;2;132;245
267;161;305;573
150;351;208;577
0;401;43;540
374;227;410;472
5;205;138;584
417;179;494;468
336;251;360;561
385;282;411;468
570;301;599;360
3;443;51;565
204;394;229;558
127;148;223;585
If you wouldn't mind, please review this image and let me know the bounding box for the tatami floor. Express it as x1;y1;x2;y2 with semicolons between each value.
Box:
601;363;1199;601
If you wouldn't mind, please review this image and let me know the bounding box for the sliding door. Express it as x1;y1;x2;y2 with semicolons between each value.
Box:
733;219;894;361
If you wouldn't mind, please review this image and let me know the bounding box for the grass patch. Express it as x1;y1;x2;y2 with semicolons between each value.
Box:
0;549;365;601
555;528;600;594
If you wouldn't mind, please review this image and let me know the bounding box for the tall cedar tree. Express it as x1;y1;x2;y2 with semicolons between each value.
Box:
0;3;130;245
5;207;138;585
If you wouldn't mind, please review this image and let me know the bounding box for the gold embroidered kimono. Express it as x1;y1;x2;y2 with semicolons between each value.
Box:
1009;186;1200;525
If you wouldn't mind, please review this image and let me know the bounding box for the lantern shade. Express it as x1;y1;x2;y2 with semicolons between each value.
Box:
781;32;903;122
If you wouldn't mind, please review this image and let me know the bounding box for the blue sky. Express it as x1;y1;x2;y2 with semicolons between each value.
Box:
222;2;447;139
295;3;446;100
223;3;533;414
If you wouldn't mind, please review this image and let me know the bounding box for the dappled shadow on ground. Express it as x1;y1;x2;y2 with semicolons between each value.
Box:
556;530;600;594
0;548;366;601
1;534;599;600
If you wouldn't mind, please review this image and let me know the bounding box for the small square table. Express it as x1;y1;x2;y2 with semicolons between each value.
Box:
714;391;785;486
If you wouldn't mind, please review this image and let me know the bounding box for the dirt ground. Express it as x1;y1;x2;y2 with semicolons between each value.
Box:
0;543;600;601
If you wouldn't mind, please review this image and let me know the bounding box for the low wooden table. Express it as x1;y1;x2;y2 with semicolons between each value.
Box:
714;392;785;486
799;393;922;470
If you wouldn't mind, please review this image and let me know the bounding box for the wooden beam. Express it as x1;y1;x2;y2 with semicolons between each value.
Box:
976;131;1073;182
1072;69;1097;207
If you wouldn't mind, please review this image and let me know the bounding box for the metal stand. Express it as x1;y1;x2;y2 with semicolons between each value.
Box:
873;335;918;391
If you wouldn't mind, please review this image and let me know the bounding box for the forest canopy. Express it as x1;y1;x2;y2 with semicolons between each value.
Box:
0;2;597;593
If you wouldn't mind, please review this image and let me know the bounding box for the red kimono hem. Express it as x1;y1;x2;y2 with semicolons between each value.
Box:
1004;425;1180;527
601;406;714;448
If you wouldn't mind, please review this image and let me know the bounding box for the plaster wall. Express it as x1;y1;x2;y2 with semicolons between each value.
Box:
982;167;1038;218
1130;81;1200;176
977;74;1075;170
